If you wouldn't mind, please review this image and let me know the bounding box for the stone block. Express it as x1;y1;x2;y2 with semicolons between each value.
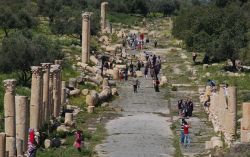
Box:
64;113;73;124
101;102;109;107
212;139;223;148
82;89;89;96
205;141;213;150
6;137;16;157
135;71;143;77
69;89;81;96
87;106;95;113
0;133;6;157
16;138;24;156
111;88;118;96
56;125;70;132
241;129;250;143
44;139;52;149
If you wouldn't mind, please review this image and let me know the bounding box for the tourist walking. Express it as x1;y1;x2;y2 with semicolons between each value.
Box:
154;39;158;48
132;76;139;93
192;52;197;64
153;78;160;92
144;66;148;79
74;130;83;152
224;84;229;109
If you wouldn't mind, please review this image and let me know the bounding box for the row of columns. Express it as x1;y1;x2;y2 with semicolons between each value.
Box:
1;60;66;156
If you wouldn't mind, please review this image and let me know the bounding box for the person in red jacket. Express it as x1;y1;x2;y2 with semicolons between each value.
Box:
183;121;191;148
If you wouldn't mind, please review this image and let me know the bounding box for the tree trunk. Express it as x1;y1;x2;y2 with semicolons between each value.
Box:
80;34;82;45
4;28;8;37
231;59;236;70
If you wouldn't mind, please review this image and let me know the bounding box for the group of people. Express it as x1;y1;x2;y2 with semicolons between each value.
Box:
143;53;162;92
176;99;194;148
127;33;144;50
27;129;83;157
203;79;229;109
177;99;194;118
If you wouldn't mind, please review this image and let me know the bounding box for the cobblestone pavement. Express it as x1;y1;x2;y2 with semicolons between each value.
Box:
95;50;175;157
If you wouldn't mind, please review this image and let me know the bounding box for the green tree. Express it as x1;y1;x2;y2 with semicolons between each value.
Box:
0;31;63;86
173;1;249;68
0;1;37;37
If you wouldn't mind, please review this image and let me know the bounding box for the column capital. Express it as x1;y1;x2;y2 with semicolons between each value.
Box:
3;79;16;93
101;2;109;5
82;12;91;21
31;66;42;76
54;60;63;65
41;63;51;70
51;65;61;73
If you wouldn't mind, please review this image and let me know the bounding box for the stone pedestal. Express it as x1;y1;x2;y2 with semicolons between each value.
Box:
113;68;119;80
82;12;91;63
3;79;16;137
30;66;43;130
101;2;108;33
241;102;250;142
65;113;73;124
0;133;6;157
6;137;16;157
15;96;29;151
41;63;51;123
87;106;95;113
86;95;94;107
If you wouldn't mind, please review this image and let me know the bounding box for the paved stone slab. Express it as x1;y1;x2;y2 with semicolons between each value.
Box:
95;60;174;157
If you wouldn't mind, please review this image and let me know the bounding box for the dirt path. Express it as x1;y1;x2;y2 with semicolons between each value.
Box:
95;49;175;157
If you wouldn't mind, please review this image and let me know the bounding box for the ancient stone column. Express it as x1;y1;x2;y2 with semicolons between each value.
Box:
82;12;91;63
51;65;60;117
241;102;250;142
0;133;6;157
55;60;63;115
61;81;66;108
6;137;16;157
41;63;51;123
3;79;16;137
49;69;54;119
15;96;29;151
16;138;24;156
4;80;17;157
225;86;237;138
101;2;108;33
30;66;43;130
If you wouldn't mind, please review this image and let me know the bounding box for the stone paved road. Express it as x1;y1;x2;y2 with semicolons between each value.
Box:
95;62;175;157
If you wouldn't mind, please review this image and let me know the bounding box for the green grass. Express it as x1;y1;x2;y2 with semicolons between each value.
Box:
38;109;109;157
62;61;80;81
171;120;183;157
108;12;142;26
